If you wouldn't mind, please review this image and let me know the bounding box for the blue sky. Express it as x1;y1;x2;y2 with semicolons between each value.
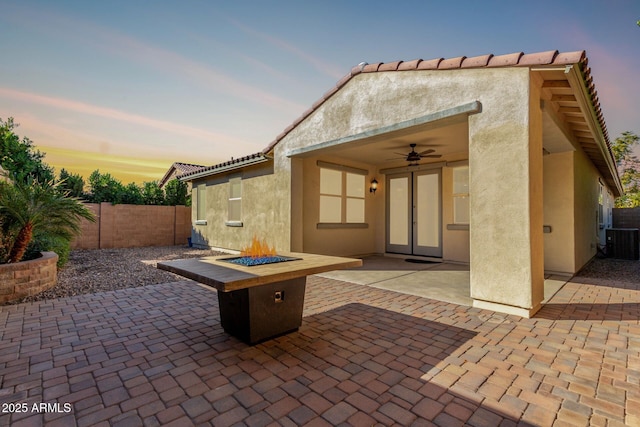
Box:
0;0;638;183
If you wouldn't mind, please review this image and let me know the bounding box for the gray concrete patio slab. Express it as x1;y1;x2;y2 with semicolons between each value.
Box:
318;255;571;307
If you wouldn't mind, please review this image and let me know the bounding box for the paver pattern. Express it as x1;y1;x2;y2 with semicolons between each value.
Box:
0;272;638;426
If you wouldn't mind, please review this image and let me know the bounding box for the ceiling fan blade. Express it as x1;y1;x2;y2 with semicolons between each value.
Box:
385;157;406;161
422;154;442;158
392;152;408;157
418;149;435;155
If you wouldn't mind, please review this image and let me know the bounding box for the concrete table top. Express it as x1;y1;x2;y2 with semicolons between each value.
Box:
157;252;362;292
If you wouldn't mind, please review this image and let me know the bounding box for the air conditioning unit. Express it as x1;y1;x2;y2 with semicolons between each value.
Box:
606;228;639;260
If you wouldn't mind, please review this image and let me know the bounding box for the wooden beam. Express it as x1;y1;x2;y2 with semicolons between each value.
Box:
542;80;571;88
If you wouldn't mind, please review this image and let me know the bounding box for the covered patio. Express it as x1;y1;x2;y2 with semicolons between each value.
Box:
317;255;570;307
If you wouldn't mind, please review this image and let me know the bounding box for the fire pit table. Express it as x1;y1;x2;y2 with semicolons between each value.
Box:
158;252;362;344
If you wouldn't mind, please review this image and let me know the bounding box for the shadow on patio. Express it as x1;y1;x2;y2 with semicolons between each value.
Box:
0;280;546;426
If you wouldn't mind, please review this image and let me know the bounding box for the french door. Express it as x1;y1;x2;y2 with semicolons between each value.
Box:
385;169;442;257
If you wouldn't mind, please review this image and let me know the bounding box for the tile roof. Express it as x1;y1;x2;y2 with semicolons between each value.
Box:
178;153;270;180
262;50;609;155
159;162;206;186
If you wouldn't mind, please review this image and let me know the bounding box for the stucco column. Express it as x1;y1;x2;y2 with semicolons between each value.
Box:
469;75;544;318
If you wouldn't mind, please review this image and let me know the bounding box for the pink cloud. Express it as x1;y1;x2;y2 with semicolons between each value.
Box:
0;87;247;145
3;4;306;115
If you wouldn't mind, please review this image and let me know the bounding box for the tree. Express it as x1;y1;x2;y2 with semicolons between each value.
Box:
142;181;165;205
612;131;640;207
86;170;125;204
0;117;54;184
0;179;95;263
164;179;189;206
58;168;85;198
121;182;144;205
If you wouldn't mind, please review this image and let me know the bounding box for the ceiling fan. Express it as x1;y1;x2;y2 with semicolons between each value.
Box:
387;143;442;165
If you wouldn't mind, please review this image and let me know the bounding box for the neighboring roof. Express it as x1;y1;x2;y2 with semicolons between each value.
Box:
178;153;271;181
159;162;205;187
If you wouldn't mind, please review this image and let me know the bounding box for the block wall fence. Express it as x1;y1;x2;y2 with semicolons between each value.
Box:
613;207;640;229
71;203;191;249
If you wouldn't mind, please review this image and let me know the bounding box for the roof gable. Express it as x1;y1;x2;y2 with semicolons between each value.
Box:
262;50;606;154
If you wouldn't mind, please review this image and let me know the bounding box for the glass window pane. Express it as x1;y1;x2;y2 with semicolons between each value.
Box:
454;196;469;224
453;167;469;194
320;168;342;195
346;173;364;197
319;195;341;222
197;184;206;220
229;177;242;199
228;199;241;222
417;173;440;247
346;198;364;223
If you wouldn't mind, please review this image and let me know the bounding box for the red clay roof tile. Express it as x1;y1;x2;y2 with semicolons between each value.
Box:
461;54;493;68
487;52;523;67
417;58;443;70
362;63;382;73
379;61;403;71
554;51;586;65
398;59;422;70
439;56;466;69
519;50;558;65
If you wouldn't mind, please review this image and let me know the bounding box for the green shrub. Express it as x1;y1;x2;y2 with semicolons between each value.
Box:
24;234;71;268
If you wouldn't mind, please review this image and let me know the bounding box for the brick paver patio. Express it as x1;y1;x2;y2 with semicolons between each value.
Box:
0;273;638;426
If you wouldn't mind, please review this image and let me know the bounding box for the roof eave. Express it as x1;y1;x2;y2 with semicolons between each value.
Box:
564;65;623;197
179;155;271;182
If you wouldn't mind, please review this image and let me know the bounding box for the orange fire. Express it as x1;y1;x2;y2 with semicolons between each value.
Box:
240;235;276;259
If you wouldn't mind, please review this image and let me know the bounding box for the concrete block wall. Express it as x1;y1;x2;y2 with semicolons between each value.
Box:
0;252;58;304
71;203;192;249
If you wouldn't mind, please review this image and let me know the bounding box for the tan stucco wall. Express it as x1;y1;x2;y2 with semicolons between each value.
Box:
573;148;604;270
469;69;544;315
543;152;576;274
301;156;378;256
190;162;288;252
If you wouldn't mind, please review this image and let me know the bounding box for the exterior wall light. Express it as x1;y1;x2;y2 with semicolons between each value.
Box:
369;178;378;194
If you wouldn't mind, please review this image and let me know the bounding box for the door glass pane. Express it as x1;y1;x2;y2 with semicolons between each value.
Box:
389;177;409;245
416;173;439;248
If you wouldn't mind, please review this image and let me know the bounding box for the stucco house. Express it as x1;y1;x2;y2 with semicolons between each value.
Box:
179;50;622;318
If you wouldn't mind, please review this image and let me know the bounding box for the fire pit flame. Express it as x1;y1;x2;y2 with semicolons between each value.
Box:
241;236;276;259
223;235;300;267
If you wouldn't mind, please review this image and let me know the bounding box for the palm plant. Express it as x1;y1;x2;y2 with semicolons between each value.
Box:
0;179;95;263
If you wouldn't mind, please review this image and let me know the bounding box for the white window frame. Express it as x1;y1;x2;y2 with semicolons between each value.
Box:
195;183;207;225
227;176;242;226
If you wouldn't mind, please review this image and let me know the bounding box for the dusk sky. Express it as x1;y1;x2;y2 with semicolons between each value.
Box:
1;1;638;184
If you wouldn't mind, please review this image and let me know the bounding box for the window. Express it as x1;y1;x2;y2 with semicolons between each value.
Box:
195;183;206;223
452;166;469;224
319;167;365;224
598;183;604;229
228;177;242;223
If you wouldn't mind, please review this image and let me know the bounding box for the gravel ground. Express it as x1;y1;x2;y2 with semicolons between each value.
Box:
12;245;226;304
7;246;640;305
573;254;640;286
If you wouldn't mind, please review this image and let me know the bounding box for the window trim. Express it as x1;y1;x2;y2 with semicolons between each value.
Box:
318;165;367;226
452;165;470;225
